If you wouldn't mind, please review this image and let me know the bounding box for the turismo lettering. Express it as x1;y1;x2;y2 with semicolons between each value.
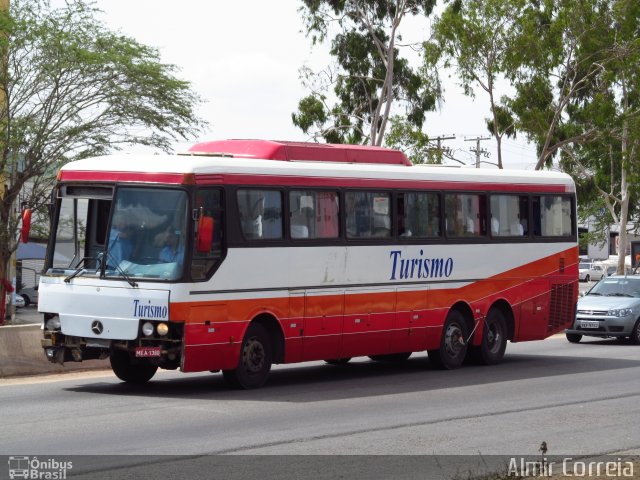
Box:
133;299;168;320
389;250;454;280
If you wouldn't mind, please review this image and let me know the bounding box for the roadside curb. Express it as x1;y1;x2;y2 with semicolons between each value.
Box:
0;324;109;378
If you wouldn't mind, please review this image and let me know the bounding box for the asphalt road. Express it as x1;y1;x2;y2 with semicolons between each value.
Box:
2;334;639;458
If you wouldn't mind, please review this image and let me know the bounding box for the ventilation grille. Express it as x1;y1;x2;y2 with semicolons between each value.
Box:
548;283;576;333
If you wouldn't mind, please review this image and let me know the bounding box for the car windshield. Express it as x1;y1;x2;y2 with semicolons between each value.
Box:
588;277;640;298
579;263;591;269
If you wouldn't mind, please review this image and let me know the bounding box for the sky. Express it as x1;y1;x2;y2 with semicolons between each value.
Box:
66;0;539;169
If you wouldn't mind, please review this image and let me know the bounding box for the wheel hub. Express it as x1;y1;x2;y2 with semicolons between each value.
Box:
242;337;265;374
444;324;464;357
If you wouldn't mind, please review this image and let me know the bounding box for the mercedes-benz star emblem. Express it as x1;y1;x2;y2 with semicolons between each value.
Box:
91;320;104;335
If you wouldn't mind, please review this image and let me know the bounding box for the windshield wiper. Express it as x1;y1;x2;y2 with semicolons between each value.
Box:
101;250;138;288
588;292;602;296
607;293;632;297
64;257;100;283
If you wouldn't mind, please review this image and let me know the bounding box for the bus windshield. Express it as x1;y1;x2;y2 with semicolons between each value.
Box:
105;188;188;280
49;187;188;281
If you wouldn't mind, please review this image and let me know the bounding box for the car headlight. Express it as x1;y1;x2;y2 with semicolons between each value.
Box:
607;308;633;317
142;321;155;336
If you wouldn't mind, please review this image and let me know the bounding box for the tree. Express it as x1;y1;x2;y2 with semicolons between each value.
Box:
558;0;640;274
0;0;206;319
427;0;523;169
508;0;609;170
292;0;439;146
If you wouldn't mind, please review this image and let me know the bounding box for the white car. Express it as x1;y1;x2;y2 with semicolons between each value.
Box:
13;294;25;308
18;286;38;307
5;294;25;308
578;262;605;282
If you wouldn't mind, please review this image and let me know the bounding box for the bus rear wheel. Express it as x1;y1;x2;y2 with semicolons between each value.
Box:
473;308;507;365
369;352;411;362
223;323;272;389
110;349;158;384
428;311;468;370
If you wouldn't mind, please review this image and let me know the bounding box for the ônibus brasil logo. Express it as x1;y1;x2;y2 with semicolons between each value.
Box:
8;456;72;479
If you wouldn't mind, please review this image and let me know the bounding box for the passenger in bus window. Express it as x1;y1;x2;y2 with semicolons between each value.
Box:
510;221;524;236
238;191;264;239
491;216;500;235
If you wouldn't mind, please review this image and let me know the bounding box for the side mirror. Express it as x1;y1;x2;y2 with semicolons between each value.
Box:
20;209;32;244
196;215;214;253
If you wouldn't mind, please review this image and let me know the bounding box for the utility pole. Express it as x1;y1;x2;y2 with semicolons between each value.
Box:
429;134;456;163
465;136;491;168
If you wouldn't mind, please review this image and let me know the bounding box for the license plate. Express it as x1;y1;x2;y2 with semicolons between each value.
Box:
580;320;600;329
135;346;161;358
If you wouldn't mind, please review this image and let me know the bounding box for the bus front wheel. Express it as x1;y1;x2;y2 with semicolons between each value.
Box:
428;311;468;370
223;323;272;389
110;349;158;384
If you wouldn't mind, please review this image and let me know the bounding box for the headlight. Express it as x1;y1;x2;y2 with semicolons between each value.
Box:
607;308;633;317
156;322;169;336
45;317;61;331
142;321;155;336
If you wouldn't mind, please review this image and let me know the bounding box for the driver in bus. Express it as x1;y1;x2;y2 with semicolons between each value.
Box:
107;213;135;267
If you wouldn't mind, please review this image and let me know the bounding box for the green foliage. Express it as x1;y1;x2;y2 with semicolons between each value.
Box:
427;0;527;168
385;115;438;164
542;0;640;266
293;0;439;146
0;0;206;278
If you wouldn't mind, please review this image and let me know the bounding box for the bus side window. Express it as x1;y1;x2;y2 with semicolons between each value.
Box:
490;194;529;237
536;195;572;237
237;189;283;240
398;191;440;238
445;193;486;237
289;190;339;240
346;191;390;239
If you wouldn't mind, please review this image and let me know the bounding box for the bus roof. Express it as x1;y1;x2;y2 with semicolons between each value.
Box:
187;139;413;166
58;141;575;193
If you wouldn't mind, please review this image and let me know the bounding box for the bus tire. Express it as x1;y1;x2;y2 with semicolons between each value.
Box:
368;352;411;362
566;332;582;344
110;349;158;384
474;308;507;365
325;358;351;365
223;323;272;389
428;310;468;370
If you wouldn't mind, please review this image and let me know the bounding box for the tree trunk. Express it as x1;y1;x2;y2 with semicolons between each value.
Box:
0;255;9;325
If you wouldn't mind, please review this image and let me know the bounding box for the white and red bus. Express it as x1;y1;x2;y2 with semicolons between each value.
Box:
38;140;578;388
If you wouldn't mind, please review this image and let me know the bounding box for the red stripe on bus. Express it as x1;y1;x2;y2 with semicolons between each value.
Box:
59;171;189;184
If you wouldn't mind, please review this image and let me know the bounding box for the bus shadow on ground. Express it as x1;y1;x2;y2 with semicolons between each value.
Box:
66;345;640;402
